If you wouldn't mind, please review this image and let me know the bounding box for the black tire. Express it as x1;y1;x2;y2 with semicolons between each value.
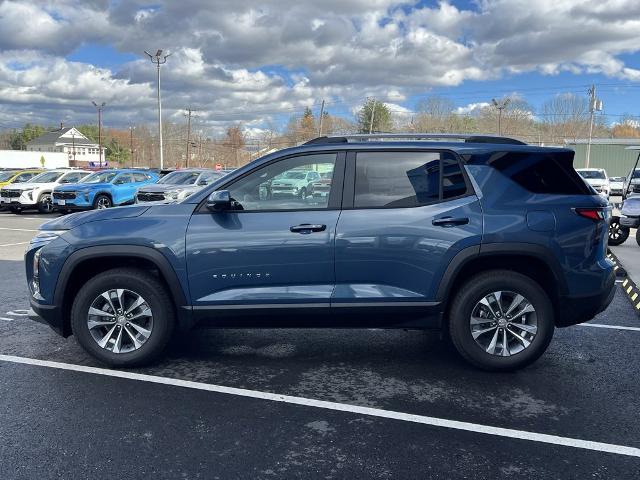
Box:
608;216;629;246
9;206;22;214
448;270;554;371
70;268;176;367
636;228;640;247
37;193;54;214
93;194;112;209
299;187;307;199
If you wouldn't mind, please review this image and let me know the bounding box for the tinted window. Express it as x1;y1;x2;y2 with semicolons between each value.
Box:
158;171;200;185
487;151;591;195
577;170;606;180
60;172;89;183
354;151;465;208
114;174;133;184
227;154;336;211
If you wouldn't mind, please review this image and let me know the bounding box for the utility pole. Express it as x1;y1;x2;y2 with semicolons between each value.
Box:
317;99;325;136
491;98;510;135
129;126;134;167
369;99;376;134
71;131;76;165
91;101;106;167
585;85;603;168
145;49;171;169
185;107;194;168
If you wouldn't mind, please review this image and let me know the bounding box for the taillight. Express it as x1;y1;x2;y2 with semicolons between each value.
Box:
574;207;606;221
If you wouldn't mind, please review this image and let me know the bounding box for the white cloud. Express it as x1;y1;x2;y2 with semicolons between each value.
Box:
0;0;639;133
456;102;490;114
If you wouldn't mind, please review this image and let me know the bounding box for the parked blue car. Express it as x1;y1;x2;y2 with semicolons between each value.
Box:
27;134;614;371
52;169;159;211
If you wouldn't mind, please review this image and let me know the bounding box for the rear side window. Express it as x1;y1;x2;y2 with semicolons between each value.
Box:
487;151;591;195
354;151;469;208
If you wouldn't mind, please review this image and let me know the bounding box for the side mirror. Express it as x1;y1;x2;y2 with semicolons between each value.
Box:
206;190;231;211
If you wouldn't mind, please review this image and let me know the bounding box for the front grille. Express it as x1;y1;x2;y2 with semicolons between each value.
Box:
3;190;21;198
53;191;76;200
137;192;165;202
272;184;294;190
633;185;640;194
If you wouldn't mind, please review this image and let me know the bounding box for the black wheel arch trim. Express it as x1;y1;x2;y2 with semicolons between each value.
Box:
54;245;191;326
435;242;568;302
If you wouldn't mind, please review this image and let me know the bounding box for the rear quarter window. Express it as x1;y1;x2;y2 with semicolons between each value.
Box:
485;151;592;195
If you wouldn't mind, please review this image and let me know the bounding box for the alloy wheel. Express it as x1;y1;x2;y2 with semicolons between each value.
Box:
469;290;538;357
40;194;53;213
96;197;111;209
87;289;153;353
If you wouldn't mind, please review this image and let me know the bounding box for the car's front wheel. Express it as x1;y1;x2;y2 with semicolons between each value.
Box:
37;193;54;213
70;268;176;367
93;194;112;209
448;270;554;371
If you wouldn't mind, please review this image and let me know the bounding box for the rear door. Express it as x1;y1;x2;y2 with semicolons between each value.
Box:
333;150;483;321
186;152;345;321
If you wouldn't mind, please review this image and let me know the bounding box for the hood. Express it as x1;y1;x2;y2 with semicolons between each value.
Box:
272;178;304;186
584;178;608;186
4;182;52;191
138;184;197;193
55;182;111;191
40;205;150;231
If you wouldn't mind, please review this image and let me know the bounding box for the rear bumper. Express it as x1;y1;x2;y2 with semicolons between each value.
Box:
556;269;616;327
620;216;640;228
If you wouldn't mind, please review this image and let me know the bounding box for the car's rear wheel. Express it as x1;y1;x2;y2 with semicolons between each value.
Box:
608;216;629;246
9;206;22;214
448;270;554;371
93;194;112;209
37;193;53;213
71;268;176;367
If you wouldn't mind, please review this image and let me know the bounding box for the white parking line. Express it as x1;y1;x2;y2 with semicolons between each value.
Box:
0;354;638;458
0;227;38;232
579;323;640;332
0;241;29;247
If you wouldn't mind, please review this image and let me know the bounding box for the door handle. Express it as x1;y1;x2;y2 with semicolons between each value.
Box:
432;217;469;227
290;224;327;234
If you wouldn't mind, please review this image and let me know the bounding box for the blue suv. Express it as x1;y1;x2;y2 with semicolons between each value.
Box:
26;134;615;370
52;169;159;211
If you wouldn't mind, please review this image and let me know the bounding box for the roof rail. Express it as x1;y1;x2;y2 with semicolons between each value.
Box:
304;133;527;146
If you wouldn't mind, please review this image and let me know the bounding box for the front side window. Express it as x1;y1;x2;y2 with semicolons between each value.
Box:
226;154;337;211
133;173;149;182
60;172;88;183
114;174;133;185
354;151;466;208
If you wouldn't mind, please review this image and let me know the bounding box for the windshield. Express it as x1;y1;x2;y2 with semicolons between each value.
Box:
281;171;306;179
29;171;64;183
158;171;201;185
0;171;18;182
578;170;606;180
610;177;624;182
82;171;118;183
632;169;640;179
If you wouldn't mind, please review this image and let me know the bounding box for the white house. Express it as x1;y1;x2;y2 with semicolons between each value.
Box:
26;126;107;168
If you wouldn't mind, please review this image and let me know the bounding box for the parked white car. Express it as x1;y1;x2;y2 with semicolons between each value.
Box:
576;168;610;199
0;169;91;213
609;176;626;196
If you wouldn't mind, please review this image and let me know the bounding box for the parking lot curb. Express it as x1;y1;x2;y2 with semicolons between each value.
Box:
607;251;640;314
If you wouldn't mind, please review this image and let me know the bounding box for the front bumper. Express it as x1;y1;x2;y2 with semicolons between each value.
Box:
556;268;616;327
0;193;37;207
29;298;68;336
620;216;640;228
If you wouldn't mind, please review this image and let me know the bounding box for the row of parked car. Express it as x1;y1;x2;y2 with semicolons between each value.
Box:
575;167;640;199
0;167;238;214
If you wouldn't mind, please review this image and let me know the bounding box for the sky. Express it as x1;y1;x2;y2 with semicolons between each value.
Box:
1;0;640;138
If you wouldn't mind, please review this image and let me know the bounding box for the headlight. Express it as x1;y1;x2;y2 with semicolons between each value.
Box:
29;230;67;247
165;190;181;200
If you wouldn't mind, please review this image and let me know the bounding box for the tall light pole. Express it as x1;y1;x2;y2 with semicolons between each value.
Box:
585;84;603;168
145;49;171;169
491;98;510;135
92;101;106;168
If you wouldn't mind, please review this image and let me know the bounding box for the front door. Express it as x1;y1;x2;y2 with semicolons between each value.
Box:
333;150;483;325
186;152;344;322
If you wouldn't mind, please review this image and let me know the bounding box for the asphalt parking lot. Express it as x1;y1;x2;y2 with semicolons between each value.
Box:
0;210;639;479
